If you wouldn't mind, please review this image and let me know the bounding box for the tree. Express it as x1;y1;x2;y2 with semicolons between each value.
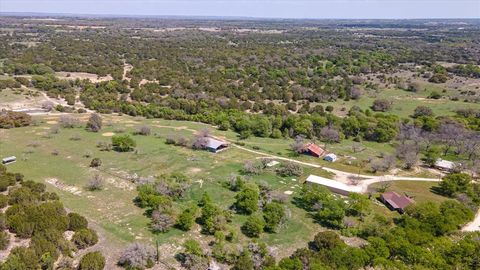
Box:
86;113;102;132
79;251;105;270
312;231;344;250
234;185;260;214
438;173;472;197
176;207;197;231
372;99;392;112
319;126;340;146
263;202;285;232
290;135;306;154
347;193;371;217
111;135;136;152
118;242;156;270
315;199;346;229
242;214;265;238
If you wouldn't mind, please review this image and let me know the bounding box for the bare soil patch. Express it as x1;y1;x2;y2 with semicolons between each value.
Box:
46;120;58;124
55;72;113;83
102;132;115;137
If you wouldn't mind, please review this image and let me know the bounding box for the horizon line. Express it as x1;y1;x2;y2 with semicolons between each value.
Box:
1;11;479;21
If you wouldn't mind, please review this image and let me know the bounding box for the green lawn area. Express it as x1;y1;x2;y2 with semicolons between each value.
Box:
369;180;448;204
0;114;327;260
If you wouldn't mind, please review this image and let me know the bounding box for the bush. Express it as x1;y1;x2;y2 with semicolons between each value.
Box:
68;213;88;231
0;110;32;129
79;251;105;270
234;185;260;214
276;162;303;177
372;99;392;112
72;228;98;249
0;231;9;250
118;242;156;270
86;174;104;191
89;158;102;168
413;106;434;118
86;113;102;132
0;194;8;208
242;214;265;238
111;135;136;152
135;125;151;136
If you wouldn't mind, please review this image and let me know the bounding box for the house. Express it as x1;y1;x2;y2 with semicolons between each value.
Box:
434;159;455;171
380;191;414;214
324;153;337;162
304;143;327;158
306;175;362;195
2;156;16;165
205;137;229;153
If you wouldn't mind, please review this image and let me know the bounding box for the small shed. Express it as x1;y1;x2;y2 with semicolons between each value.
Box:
2;156;16;165
380;191;414;214
434;159;455;171
305;143;327;158
324;153;337;162
206;137;229;153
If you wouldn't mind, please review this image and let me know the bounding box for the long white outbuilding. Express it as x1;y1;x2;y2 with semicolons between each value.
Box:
305;174;363;195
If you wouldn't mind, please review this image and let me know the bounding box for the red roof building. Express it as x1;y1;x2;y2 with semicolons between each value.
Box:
380;191;414;214
305;143;326;158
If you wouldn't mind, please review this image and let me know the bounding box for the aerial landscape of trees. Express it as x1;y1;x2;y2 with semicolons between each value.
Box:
0;16;479;269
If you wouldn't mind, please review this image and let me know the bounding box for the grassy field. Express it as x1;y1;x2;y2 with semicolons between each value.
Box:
0;114;328;264
327;87;480;119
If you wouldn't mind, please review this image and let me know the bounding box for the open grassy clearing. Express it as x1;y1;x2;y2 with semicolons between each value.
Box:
0;114;329;264
327;87;480;119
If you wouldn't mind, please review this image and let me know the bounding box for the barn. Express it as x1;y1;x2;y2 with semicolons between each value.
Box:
380;191;414;214
304;143;326;158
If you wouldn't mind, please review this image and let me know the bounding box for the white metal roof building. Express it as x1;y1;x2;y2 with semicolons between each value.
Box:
434;159;455;171
2;156;16;165
305;174;362;195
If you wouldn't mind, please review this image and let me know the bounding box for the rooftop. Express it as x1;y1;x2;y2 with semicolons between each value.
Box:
306;175;362;193
381;191;414;210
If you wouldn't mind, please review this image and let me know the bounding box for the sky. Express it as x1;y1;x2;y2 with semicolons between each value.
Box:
0;0;479;19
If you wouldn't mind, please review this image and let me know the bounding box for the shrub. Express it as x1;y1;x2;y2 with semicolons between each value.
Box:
0;194;8;208
0;110;32;129
86;174;104;191
72;228;98;249
79;251;105;270
0;231;9;250
372;99;392;112
413;106;434;118
86;113;102;132
89;158;102;168
118;242;156;269
276;162;303;177
111;135;136;152
242;214;265;238
136;125;151;136
68;213;88;231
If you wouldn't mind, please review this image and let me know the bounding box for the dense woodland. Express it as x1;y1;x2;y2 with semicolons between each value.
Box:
1;17;480;269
